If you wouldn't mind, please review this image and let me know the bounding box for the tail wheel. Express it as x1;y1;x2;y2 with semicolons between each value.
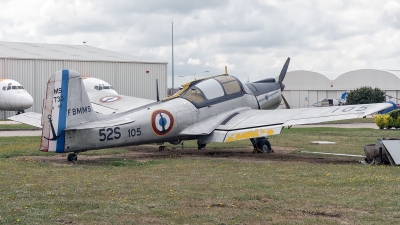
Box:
67;153;78;162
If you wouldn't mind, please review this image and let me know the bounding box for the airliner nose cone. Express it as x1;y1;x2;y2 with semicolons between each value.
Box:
313;102;321;107
19;94;34;109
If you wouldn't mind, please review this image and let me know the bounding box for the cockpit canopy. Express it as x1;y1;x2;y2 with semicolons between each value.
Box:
180;75;246;108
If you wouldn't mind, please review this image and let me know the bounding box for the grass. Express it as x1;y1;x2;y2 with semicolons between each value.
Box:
1;127;400;224
0;123;39;130
321;117;375;124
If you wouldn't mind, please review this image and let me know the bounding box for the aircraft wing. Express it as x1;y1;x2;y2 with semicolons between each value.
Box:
197;103;391;143
87;92;155;114
8;112;42;128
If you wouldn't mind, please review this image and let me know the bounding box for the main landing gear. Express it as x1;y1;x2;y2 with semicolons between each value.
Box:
67;153;78;162
197;140;206;150
250;137;273;153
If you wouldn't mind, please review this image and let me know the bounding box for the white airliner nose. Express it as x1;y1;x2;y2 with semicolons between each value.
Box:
19;93;34;109
312;102;321;107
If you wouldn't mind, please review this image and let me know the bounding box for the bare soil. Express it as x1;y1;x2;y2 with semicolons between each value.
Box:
17;145;359;165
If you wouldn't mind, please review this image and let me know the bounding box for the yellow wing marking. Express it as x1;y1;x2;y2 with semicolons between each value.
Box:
225;128;275;142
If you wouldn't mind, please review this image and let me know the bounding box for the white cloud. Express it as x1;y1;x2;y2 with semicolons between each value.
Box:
0;0;399;87
187;58;201;65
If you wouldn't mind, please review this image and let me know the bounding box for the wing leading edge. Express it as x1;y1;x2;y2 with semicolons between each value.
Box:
198;103;391;143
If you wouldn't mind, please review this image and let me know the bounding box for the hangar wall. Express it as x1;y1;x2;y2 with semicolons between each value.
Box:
282;69;400;108
0;57;167;119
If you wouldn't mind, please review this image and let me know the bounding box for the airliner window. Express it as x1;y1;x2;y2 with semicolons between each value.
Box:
12;86;18;89
2;87;5;91
7;86;11;90
18;86;24;89
195;79;224;99
183;88;206;103
94;86;99;90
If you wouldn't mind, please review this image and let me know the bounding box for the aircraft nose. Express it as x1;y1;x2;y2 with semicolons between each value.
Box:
19;93;34;109
312;102;321;107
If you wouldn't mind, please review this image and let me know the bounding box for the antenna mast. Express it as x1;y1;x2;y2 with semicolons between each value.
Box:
172;22;174;93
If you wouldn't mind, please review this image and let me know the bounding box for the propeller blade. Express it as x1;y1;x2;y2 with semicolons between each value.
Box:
156;79;160;102
278;57;290;84
282;94;290;109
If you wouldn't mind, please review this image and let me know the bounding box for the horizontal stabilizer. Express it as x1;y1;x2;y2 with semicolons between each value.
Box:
8;112;42;128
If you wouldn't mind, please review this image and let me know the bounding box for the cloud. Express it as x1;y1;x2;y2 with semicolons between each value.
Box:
0;0;399;87
187;58;201;65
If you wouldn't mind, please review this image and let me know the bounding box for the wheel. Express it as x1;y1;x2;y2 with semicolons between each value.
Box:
198;144;206;150
159;146;165;151
197;140;206;150
257;139;271;153
67;153;77;161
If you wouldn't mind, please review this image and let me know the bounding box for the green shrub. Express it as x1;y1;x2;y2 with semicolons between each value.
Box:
374;109;400;129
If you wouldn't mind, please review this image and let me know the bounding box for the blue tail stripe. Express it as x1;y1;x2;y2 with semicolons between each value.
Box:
56;70;69;153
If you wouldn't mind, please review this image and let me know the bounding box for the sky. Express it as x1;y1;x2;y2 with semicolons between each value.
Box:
1;0;400;87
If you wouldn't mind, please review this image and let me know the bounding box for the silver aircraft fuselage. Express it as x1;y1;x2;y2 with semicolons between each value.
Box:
62;92;266;152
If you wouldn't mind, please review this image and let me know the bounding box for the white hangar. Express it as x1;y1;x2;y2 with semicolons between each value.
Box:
0;41;167;118
282;69;400;108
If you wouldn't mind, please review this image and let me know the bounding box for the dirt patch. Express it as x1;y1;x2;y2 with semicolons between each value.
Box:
15;145;359;166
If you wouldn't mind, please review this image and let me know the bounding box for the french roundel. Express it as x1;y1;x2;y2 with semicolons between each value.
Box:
99;96;121;103
151;109;174;136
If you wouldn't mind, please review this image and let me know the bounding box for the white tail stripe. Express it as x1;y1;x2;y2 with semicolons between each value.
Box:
41;70;69;152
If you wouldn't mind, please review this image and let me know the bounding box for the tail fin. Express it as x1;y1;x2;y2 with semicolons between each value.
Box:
341;91;348;101
40;69;97;152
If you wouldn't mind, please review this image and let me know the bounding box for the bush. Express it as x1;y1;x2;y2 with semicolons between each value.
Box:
374;109;400;129
346;86;386;105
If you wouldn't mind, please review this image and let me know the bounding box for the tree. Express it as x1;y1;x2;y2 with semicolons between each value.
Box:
345;86;386;105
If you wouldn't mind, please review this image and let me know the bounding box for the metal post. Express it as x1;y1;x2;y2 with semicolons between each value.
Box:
172;22;174;91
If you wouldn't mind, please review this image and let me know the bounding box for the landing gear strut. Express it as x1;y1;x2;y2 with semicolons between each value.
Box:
67;153;78;162
250;137;273;153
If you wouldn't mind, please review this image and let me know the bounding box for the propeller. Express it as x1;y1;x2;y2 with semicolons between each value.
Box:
278;57;290;91
156;79;160;102
282;94;290;109
278;57;290;109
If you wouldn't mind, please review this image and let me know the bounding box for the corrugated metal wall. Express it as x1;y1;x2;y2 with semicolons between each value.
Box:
0;59;5;78
0;59;167;119
308;91;318;107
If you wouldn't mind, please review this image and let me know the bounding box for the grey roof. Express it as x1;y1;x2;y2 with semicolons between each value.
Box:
0;41;165;63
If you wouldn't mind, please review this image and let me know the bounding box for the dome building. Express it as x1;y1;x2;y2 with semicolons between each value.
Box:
282;69;400;108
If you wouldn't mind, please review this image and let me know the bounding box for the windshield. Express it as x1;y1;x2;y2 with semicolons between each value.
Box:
4;85;24;91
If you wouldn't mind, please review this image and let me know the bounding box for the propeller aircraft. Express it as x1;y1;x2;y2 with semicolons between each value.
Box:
9;58;391;161
312;92;348;107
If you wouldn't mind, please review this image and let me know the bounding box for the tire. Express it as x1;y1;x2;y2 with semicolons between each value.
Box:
257;139;271;153
67;153;77;161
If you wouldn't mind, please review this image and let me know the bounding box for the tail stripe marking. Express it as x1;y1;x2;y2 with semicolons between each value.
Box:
56;70;69;153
